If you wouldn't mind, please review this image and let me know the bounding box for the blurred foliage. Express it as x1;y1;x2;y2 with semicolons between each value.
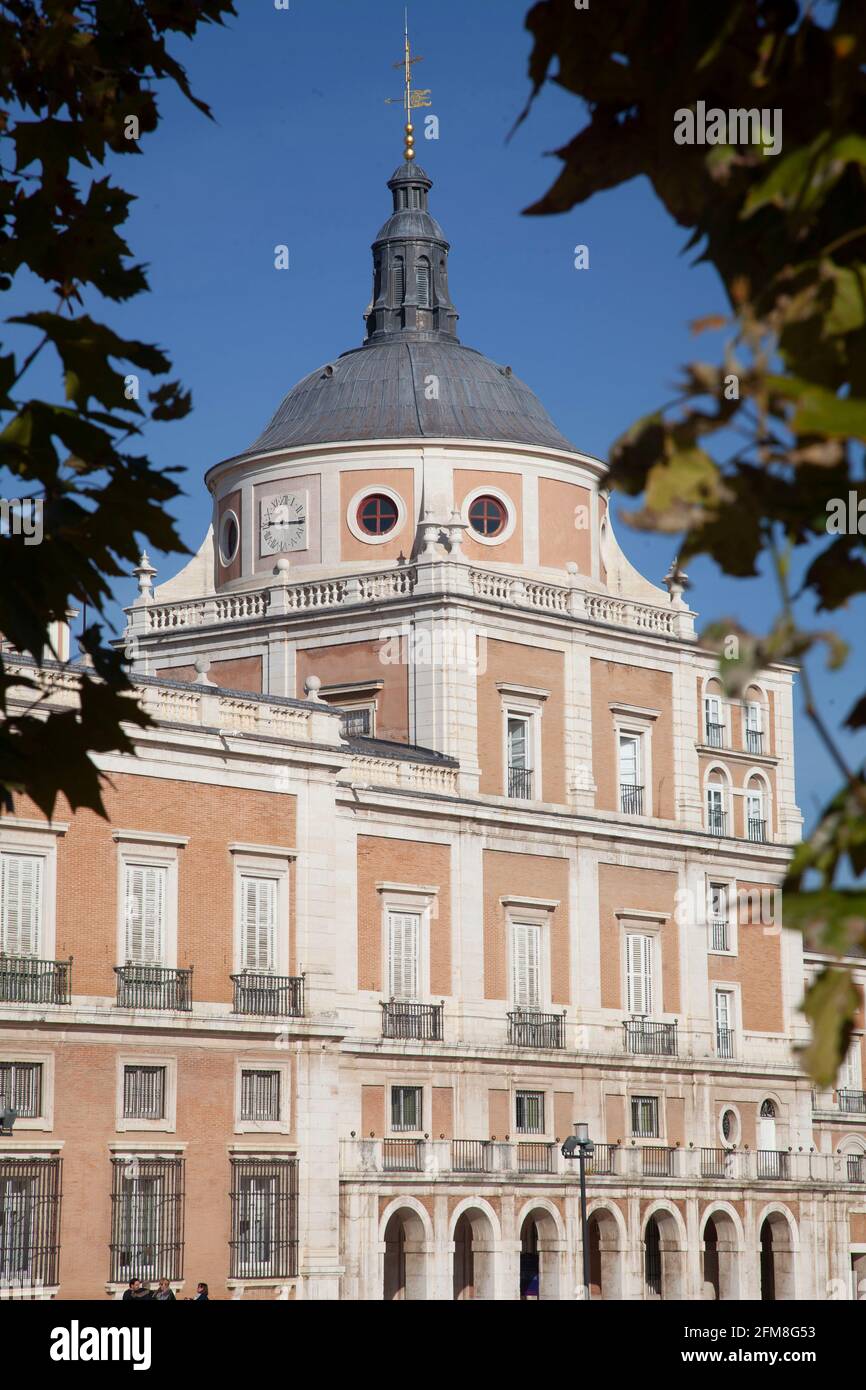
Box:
0;0;234;818
521;0;866;1083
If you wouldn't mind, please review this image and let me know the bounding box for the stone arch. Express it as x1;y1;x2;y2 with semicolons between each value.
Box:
757;1204;798;1301
516;1199;566;1302
450;1199;500;1301
642;1202;688;1300
700;1203;745;1301
587;1200;627;1300
379;1199;432;1302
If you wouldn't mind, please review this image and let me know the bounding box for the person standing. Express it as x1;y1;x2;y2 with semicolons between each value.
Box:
153;1278;176;1301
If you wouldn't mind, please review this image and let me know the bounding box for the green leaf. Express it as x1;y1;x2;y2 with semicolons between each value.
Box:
799;967;861;1088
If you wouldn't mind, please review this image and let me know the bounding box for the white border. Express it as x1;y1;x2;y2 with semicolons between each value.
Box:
346;484;407;545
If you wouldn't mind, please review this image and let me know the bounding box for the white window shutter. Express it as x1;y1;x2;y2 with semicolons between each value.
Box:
241;877;276;972
389;911;419;1000
1;853;42;957
627;934;653;1016
619;735;639;785
125;865;165;964
512;922;541;1009
746;702;762;732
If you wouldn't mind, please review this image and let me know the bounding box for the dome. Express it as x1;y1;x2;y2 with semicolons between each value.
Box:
220;159;577;466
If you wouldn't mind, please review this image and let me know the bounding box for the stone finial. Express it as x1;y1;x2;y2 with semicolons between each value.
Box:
133;550;157;602
304;674;322;702
274;556;291;578
663;555;690;608
420;508;441;559
194;655;215;687
447;509;469;559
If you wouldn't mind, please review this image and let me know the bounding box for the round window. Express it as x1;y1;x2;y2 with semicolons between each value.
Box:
722;1109;737;1143
468;493;507;537
357;493;399;536
219;510;239;566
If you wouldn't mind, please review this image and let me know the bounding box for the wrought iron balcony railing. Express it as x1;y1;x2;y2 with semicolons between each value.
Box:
0;954;72;1006
380;999;443;1041
507;765;533;800
839;1089;866;1114
700;1147;733;1179
382;1138;423;1173
707;809;727;836
230;971;304;1017
848;1155;865;1184
716;1027;735;1059
451;1140;493;1173
586;1143;617;1176
710;918;730;952
507;1009;565;1049
114;964;192;1012
756;1149;791;1180
623;1018;678;1057
642;1146;674;1178
747;817;767;843
746;729;764;755
705;721;726;748
620;783;644;815
516;1142;554;1174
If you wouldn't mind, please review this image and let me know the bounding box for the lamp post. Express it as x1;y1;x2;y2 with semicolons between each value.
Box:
561;1122;594;1299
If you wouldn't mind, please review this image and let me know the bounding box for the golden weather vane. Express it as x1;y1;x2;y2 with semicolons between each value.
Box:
385;10;431;162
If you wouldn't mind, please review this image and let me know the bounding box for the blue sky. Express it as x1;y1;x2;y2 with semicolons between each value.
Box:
7;0;864;842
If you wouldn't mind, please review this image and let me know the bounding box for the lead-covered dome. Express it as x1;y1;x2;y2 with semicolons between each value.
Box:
222;160;576;465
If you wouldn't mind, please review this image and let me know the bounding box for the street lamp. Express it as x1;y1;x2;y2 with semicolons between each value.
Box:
561;1122;594;1298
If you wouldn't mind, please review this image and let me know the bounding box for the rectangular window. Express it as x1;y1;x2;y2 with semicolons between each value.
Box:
631;1095;659;1138
745;701;763;753
109;1156;184;1284
626;933;654;1017
388;910;420;1000
0;1157;62;1287
123;864;166;965
840;1039;862;1092
122;1066;166;1121
709;883;729;951
715;990;735;1058
706;785;725;833
619;735;643;814
0;852;42;957
229;1157;298;1280
704;695;724;747
0;1062;42;1119
240;1069;281;1123
515;1090;544;1135
240;876;277;973
391;1085;422;1132
511;921;541;1010
506;715;533;798
339;706;373;738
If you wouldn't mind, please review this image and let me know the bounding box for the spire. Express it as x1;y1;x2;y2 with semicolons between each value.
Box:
364;161;459;343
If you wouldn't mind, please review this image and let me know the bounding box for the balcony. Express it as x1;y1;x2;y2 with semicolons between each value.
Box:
642;1147;674;1178
701;1147;733;1178
620;783;644;816
230;971;304;1017
716;1027;735;1059
756;1149;791;1180
507;1009;565;1049
382;1139;423;1173
705;722;726;749
586;1143;618;1176
746;729;764;755
114;964;192;1012
747;817;767;843
707;810;727;836
848;1155;865;1184
516;1142;555;1174
0;954;72;1006
839;1089;866;1114
710;918;730;952
623;1018;678;1057
451;1140;493;1173
507;765;533;800
380;999;443;1041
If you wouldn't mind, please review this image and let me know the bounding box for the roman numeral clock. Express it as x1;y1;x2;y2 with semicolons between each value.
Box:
260;492;308;554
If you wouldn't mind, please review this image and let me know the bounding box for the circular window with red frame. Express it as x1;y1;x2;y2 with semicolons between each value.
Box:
468;493;508;538
356;492;400;536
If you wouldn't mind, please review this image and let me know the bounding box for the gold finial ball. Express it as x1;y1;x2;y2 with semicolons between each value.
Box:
405;123;414;134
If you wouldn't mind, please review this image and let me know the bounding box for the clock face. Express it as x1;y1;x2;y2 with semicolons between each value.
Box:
260;491;308;554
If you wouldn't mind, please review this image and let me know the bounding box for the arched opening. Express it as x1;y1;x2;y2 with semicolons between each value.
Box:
587;1207;624;1300
759;1099;777;1150
393;256;405;305
706;769;729;836
645;1216;662;1298
518;1207;563;1300
382;1207;427;1301
415;256;431;308
519;1215;539;1299
702;1209;741;1300
746;774;768;842
452;1207;496;1301
759;1211;796;1301
704;678;726;748
644;1209;686;1300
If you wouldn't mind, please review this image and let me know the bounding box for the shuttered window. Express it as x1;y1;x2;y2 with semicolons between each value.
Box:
415;258;431;308
0;853;42;957
0;1062;42;1118
393;257;405;304
515;1090;544;1135
626;933;654;1016
240;876;277;973
512;922;541;1009
240;1070;281;1122
388;911;420;1000
124;865;166;965
122;1066;166;1121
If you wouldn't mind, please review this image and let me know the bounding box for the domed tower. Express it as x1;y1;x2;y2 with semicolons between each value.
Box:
124;150;692;799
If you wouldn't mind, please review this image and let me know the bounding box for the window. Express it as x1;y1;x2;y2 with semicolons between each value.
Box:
840;1038;862;1093
109;1156;184;1284
706;780;726;835
715;990;735;1058
356;493;399;536
0;1156;62;1288
506;714;533;798
745;697;764;754
704;693;725;748
0;852;42;956
240;1070;281;1123
123;864;166;964
339;705;374;738
219;510;239;567
229;1157;298;1280
512;921;541;1010
388;910;420;1000
619;734;643;814
631;1095;659;1138
391;1085;422;1132
393;256;404;304
240;876;277;973
515;1090;544;1135
468;494;507;537
415;257;431;308
746;781;766;842
626;934;654;1017
122;1066;166;1121
721;1109;738;1143
0;1061;42;1118
709;883;729;952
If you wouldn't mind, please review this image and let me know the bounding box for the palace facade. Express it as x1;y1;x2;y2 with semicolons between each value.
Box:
2;156;865;1301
